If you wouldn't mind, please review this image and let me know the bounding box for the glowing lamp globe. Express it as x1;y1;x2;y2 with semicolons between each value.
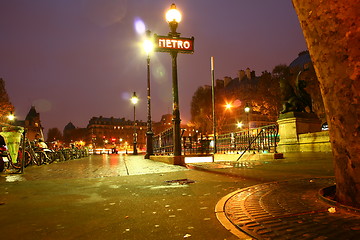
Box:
166;4;182;23
143;39;154;54
131;92;139;105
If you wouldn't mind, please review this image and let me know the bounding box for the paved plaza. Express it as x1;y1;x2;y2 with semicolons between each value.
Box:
1;153;360;239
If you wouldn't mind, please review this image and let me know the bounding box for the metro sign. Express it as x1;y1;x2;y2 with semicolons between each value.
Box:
154;35;194;54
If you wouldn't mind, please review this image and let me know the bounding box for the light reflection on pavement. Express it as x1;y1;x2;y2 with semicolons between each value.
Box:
0;154;188;182
4;174;26;182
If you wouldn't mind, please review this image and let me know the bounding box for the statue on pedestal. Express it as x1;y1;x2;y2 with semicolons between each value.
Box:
280;70;313;114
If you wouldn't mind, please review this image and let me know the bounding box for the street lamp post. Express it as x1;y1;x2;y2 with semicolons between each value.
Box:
211;57;217;154
152;3;194;157
166;4;182;156
130;92;139;155
143;30;154;159
244;103;251;130
244;103;251;152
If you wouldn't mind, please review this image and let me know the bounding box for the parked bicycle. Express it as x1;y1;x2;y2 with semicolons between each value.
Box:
0;142;29;171
1;133;89;172
0;136;45;171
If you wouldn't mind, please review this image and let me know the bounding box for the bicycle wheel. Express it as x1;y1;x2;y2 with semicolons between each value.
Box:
32;154;41;166
59;151;65;161
0;158;4;172
34;152;44;165
46;151;56;164
10;151;22;169
39;152;48;164
24;151;32;167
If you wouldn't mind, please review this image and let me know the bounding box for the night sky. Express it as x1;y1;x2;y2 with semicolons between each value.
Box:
0;0;307;133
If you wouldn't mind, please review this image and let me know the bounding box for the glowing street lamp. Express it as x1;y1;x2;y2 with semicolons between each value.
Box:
143;35;154;55
130;92;139;155
223;102;233;133
131;92;139;105
166;3;182;156
166;3;182;35
244;104;251;113
7;113;15;122
151;3;194;157
143;30;154;159
225;103;233;110
236;122;244;129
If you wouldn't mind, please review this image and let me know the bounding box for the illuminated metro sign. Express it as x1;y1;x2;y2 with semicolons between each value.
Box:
155;35;194;54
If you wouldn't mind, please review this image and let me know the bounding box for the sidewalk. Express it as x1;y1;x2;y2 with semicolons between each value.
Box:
186;152;335;181
187;152;360;239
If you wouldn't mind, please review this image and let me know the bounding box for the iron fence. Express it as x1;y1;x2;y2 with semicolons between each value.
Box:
153;127;174;155
182;136;212;155
216;124;279;154
152;124;279;156
153;127;213;156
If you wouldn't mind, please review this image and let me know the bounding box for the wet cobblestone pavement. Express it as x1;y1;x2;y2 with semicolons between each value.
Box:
217;177;360;239
0;154;188;182
2;152;360;239
0;154;246;240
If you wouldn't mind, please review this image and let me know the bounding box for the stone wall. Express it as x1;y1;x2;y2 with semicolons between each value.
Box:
214;152;276;162
150;155;185;165
298;131;331;152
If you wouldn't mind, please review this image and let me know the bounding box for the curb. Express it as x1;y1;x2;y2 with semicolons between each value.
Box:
185;164;245;178
214;177;360;240
215;190;255;240
185;163;267;182
318;185;360;214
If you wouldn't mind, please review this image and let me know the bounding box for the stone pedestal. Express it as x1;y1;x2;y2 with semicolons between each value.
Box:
150;155;185;166
277;112;321;152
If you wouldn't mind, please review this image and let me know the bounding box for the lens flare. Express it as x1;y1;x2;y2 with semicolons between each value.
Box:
33;99;52;112
134;17;145;34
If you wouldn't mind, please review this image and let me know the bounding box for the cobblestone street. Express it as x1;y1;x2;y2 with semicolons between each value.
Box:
1;154;188;182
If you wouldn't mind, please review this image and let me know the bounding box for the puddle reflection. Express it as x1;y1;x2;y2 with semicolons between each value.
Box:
101;154;121;168
5;174;26;182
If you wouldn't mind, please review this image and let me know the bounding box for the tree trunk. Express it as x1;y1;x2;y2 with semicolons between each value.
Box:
292;0;360;208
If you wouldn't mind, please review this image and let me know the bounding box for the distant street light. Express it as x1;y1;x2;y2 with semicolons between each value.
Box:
143;31;154;54
223;102;233;133
119;138;123;150
244;103;251;130
236;122;244;129
7;112;15;122
130;92;139;155
244;104;251;113
225;103;233;110
143;30;154;159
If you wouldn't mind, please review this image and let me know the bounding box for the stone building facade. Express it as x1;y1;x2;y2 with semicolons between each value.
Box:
24;106;44;141
87;116;147;151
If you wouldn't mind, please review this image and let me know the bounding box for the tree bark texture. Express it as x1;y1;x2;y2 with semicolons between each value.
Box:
292;0;360;208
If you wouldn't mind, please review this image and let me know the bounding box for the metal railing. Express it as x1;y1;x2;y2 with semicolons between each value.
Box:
152;124;279;156
182;136;212;155
153;127;213;156
153;127;174;155
216;124;279;154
